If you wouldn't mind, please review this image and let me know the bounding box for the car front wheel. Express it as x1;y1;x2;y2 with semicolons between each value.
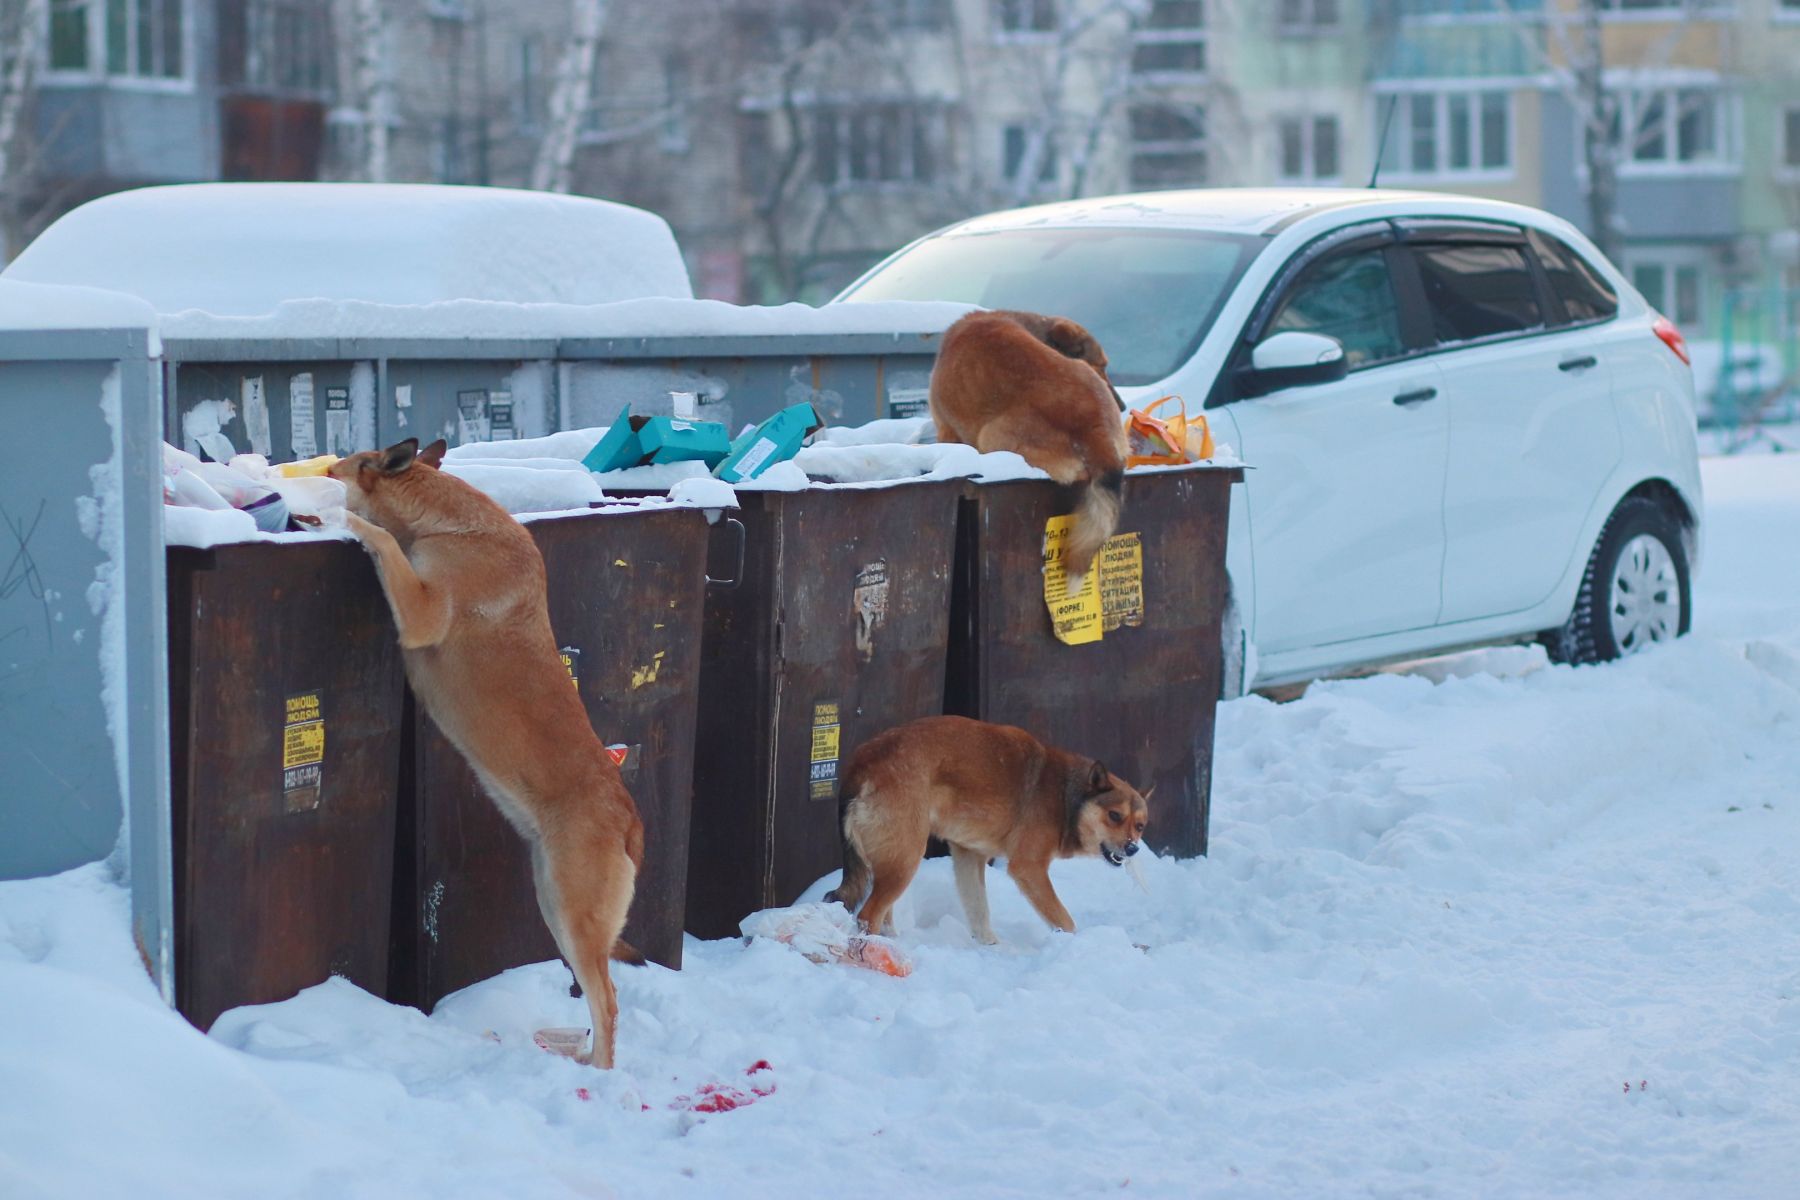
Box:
1542;496;1692;665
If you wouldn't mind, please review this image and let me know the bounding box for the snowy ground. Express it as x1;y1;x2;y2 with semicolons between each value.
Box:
5;455;1800;1199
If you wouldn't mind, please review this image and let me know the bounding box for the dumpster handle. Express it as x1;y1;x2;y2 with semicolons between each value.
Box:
706;517;746;589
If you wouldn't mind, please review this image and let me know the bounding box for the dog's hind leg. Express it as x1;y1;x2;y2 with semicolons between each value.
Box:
950;844;998;945
823;796;873;912
541;832;636;1069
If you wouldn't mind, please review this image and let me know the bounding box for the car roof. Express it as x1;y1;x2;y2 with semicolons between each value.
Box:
941;187;1558;239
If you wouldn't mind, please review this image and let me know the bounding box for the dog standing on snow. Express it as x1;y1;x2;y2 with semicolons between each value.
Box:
824;716;1150;942
330;438;641;1069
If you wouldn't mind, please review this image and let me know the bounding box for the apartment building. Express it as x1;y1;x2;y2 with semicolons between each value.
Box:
6;0;1796;321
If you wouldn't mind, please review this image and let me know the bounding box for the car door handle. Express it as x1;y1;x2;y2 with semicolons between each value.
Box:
1392;387;1437;407
1559;355;1598;372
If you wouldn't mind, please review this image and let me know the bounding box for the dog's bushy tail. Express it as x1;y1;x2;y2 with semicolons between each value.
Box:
1066;469;1124;580
823;795;871;913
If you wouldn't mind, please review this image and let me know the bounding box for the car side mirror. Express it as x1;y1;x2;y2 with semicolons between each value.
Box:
1238;331;1350;398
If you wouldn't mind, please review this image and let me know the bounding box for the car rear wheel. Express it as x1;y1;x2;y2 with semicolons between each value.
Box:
1542;496;1691;665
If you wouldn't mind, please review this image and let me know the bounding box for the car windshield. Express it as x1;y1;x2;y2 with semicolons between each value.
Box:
838;227;1261;386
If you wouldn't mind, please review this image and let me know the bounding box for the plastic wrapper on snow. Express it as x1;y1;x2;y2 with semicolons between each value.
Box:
667;476;738;511
739;903;913;977
444;427;613;462
812;416;935;447
588;461;712;490
440;462;607;514
163;505;259;549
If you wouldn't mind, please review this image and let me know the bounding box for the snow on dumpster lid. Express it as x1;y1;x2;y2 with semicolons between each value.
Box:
2;183;693;316
0;278;157;332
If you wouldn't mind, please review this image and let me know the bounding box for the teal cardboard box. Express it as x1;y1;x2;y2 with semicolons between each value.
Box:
581;408;650;473
714;402;822;483
638;416;731;466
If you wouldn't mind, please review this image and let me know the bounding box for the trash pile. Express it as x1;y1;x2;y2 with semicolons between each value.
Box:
161;442;349;546
160;394;1236;548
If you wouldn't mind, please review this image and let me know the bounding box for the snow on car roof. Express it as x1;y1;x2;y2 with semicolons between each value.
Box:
943;186;1534;237
2;183;694;317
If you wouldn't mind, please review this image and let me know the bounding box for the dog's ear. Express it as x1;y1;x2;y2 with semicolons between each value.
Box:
1086;759;1111;796
377;438;420;475
1043;317;1093;362
417;439;448;469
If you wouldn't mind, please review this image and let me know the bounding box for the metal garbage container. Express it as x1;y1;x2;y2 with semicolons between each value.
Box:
945;465;1243;857
389;503;709;1011
165;538;405;1031
683;479;961;939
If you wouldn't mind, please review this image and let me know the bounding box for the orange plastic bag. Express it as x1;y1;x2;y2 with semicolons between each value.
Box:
1126;396;1212;468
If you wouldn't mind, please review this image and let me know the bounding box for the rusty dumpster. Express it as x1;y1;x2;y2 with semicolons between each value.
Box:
389;503;709;1010
683;479;961;939
165;539;405;1031
945;465;1243;857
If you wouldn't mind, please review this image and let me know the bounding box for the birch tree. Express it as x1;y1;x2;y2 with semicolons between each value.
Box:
0;0;46;224
530;0;607;193
349;0;392;182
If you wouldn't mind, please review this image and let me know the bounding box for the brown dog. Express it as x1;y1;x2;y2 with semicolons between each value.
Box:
329;439;642;1069
823;715;1149;943
929;310;1128;579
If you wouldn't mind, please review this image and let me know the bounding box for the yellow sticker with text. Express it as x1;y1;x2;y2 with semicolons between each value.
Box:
1042;514;1103;645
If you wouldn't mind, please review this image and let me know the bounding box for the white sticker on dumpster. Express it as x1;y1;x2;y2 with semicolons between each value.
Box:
282;691;325;812
241;376;272;457
290;373;318;458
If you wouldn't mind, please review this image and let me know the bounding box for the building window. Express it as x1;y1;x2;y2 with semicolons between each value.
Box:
1631;257;1704;331
1599;0;1727;13
1133;1;1204;78
995;0;1055;35
1002;124;1057;187
1783;106;1800;174
812;104;940;186
1615;84;1732;171
1129;104;1206;189
239;0;331;95
874;0;950;30
1278;115;1340;183
49;0;89;70
104;0;185;80
518;38;540;133
1377;88;1511;178
1277;0;1337;31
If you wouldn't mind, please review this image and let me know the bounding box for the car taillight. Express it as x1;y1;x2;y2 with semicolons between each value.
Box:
1652;315;1691;366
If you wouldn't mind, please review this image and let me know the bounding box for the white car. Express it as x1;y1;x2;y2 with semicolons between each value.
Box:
838;188;1702;695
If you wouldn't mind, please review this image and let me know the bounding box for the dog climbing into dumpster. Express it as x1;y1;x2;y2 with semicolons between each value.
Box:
330;438;642;1069
824;715;1150;943
929;310;1128;581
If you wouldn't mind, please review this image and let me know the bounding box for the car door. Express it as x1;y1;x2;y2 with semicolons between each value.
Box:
1402;226;1623;624
1228;236;1450;655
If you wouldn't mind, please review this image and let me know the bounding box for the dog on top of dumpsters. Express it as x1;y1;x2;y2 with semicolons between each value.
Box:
824;715;1150;943
329;438;642;1069
929;310;1128;582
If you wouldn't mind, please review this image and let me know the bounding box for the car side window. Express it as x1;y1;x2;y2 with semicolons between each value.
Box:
1411;242;1543;345
1529;230;1619;325
1267;247;1406;369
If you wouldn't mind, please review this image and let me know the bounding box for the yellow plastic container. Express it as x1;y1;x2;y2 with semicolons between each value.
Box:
276;454;341;478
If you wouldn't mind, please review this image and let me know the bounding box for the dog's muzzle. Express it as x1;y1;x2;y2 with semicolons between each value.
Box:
1102;841;1138;867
